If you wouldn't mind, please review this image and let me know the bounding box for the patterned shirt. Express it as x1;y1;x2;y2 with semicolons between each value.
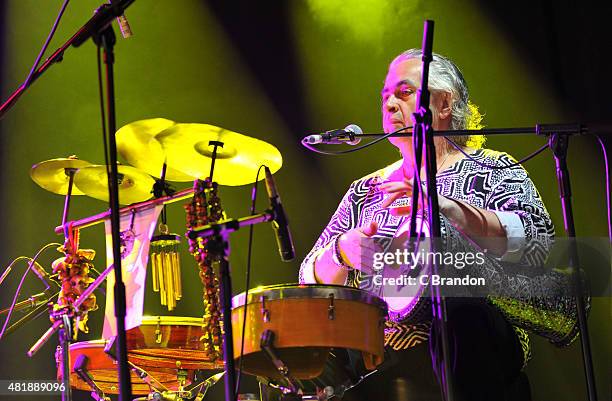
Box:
299;148;555;365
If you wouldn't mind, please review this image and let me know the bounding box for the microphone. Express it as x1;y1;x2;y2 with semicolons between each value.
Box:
302;124;363;145
109;0;133;38
29;260;58;290
264;167;295;262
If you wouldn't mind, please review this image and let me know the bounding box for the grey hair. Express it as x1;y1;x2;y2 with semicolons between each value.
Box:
390;49;483;148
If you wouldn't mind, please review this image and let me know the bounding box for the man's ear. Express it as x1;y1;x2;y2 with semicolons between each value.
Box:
437;92;453;121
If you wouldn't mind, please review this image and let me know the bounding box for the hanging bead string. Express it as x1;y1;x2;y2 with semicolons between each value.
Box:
185;178;224;362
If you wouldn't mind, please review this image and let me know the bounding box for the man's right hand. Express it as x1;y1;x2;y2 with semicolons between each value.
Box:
337;220;381;274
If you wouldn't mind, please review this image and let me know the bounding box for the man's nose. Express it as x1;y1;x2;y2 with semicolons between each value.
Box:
385;95;399;112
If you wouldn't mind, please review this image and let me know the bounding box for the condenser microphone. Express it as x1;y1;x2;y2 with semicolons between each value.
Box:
29;260;58;290
109;0;133;38
264;166;295;262
302;124;363;145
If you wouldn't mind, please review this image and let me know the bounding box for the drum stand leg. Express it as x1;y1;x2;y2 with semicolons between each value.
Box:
103;337;170;395
141;371;225;401
261;330;333;401
56;314;73;401
260;329;301;395
259;333;364;401
73;354;111;401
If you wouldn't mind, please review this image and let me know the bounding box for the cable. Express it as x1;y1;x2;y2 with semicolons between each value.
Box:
235;165;266;398
96;45;110;172
302;125;549;171
0;243;62;340
301;126;413;155
444;136;549;169
23;0;71;88
0;256;32;288
595;135;611;242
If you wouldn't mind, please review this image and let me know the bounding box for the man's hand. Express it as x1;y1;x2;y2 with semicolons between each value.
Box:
337;221;381;274
380;179;508;256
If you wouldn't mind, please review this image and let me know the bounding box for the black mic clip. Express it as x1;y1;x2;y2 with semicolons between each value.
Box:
322;128;357;142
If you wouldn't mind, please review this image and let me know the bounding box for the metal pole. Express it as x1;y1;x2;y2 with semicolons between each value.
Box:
550;133;598;401
99;25;133;401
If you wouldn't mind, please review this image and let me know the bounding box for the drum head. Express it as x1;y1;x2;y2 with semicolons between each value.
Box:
232;284;387;310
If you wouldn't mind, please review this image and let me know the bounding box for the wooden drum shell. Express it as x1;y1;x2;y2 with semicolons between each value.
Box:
126;316;224;370
60;340;180;395
231;285;387;380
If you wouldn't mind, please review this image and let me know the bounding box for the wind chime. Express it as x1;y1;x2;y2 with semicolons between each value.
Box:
150;206;183;312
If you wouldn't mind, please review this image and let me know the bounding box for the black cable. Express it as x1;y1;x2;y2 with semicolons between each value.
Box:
301;126;412;155
23;0;71;88
0;243;62;340
595;135;611;242
302;126;549;171
443;136;549;169
235;165;266;398
96;45;110;173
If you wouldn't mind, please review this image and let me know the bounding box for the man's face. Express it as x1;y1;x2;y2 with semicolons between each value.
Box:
381;58;450;149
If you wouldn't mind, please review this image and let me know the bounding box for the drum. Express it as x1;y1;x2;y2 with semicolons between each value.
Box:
59;340;180;395
126;315;225;370
231;284;387;380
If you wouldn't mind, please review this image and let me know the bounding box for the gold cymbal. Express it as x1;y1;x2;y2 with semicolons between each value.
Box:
74;165;155;205
30;157;93;195
116;118;195;182
157;123;283;186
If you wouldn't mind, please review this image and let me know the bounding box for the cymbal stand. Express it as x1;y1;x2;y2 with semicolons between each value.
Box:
208;141;224;181
56;313;73;401
0;169;77;335
62;168;78;228
30;167;80;401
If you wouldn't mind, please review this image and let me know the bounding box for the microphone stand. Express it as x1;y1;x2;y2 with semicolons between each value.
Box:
0;290;59;334
0;2;137;401
188;213;276;401
322;122;603;401
549;133;598;401
93;20;133;401
410;20;454;401
0;0;136;120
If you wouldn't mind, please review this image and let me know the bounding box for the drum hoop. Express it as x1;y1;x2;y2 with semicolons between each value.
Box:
232;284;387;311
139;316;204;326
70;339;108;349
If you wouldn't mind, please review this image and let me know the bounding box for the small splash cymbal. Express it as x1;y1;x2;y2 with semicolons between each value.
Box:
74;165;155;205
30;157;93;195
157;123;283;186
116;118;195;182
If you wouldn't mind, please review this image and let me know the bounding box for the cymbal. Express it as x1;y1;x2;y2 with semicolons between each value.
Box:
157;123;283;186
116;118;195;182
30;157;93;195
74;165;155;205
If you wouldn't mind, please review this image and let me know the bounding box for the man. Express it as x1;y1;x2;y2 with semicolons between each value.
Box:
299;49;555;401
